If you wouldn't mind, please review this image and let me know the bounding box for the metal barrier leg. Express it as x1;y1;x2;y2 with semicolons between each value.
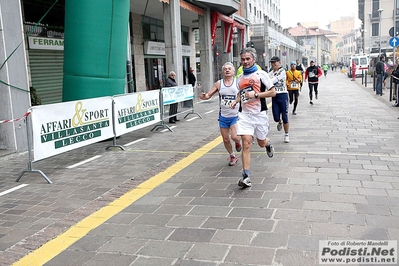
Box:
105;136;125;150
106;102;125;150
184;110;202;119
16;161;52;184
16;115;52;184
183;98;202;119
151;121;173;132
152;90;173;132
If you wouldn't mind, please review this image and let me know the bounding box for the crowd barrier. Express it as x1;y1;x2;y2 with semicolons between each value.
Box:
15;85;202;184
151;84;202;132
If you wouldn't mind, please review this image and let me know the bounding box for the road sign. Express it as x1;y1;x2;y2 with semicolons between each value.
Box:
389;37;399;47
389;27;399;37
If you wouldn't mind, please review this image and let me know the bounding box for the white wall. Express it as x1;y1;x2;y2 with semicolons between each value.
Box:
0;1;30;152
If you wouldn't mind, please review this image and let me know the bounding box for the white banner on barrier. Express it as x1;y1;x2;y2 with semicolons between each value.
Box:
31;97;114;161
113;90;161;136
162;85;193;105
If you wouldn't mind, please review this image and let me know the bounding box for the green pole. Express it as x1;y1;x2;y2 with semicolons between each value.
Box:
62;0;129;101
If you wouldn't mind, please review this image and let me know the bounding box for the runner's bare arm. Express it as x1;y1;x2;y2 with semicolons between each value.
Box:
200;81;220;100
257;86;276;98
230;92;241;109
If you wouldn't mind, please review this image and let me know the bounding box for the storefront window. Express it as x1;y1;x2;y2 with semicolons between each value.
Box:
142;15;189;45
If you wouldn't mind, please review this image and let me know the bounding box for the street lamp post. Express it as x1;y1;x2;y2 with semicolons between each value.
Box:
367;12;372;56
394;0;398;64
378;8;383;56
361;29;366;54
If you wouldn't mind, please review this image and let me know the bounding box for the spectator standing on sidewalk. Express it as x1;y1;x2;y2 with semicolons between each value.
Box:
286;61;303;115
351;59;357;81
269;56;290;143
230;47;276;188
184;67;197;108
304;60;323;105
392;58;399;107
165;71;180;123
375;55;385;96
188;67;196;88
200;62;242;166
383;61;389;89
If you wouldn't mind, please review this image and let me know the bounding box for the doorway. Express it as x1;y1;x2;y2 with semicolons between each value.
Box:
145;58;165;90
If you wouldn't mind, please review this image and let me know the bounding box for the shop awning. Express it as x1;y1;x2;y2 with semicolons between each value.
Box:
191;0;239;16
211;12;246;53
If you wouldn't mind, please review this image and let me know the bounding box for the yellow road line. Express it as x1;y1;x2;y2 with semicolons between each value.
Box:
13;136;223;266
125;149;399;158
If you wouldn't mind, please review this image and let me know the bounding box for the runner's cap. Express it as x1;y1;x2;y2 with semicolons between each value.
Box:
270;56;280;62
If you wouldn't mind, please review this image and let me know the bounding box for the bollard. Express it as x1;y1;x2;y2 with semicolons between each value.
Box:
390;76;393;101
365;70;368;87
361;70;364;85
373;73;376;91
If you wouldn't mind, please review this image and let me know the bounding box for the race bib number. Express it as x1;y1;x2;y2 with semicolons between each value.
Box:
239;86;255;103
221;95;236;106
291;82;299;89
275;82;285;92
309;72;316;78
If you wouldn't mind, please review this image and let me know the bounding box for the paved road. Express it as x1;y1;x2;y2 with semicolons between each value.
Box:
0;70;398;265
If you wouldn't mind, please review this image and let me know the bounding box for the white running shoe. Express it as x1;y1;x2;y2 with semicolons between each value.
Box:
238;173;252;188
284;134;290;143
228;155;238;166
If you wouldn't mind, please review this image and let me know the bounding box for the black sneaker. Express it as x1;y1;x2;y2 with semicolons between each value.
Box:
238;173;252;188
277;121;283;131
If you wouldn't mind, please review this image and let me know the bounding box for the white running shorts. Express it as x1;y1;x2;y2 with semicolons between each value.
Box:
236;111;269;140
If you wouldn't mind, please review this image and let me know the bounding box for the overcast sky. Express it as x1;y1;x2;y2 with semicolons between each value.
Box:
280;0;359;29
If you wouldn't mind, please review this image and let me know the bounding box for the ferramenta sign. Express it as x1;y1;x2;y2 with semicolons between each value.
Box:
28;36;64;50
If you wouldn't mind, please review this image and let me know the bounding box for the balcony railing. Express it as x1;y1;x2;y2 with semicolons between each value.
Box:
24;22;64;38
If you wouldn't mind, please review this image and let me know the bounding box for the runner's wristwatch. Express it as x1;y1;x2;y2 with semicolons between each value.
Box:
254;93;259;99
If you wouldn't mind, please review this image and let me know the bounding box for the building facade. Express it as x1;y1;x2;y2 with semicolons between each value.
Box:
247;0;303;69
0;0;246;154
288;24;334;67
359;0;399;59
328;16;357;64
